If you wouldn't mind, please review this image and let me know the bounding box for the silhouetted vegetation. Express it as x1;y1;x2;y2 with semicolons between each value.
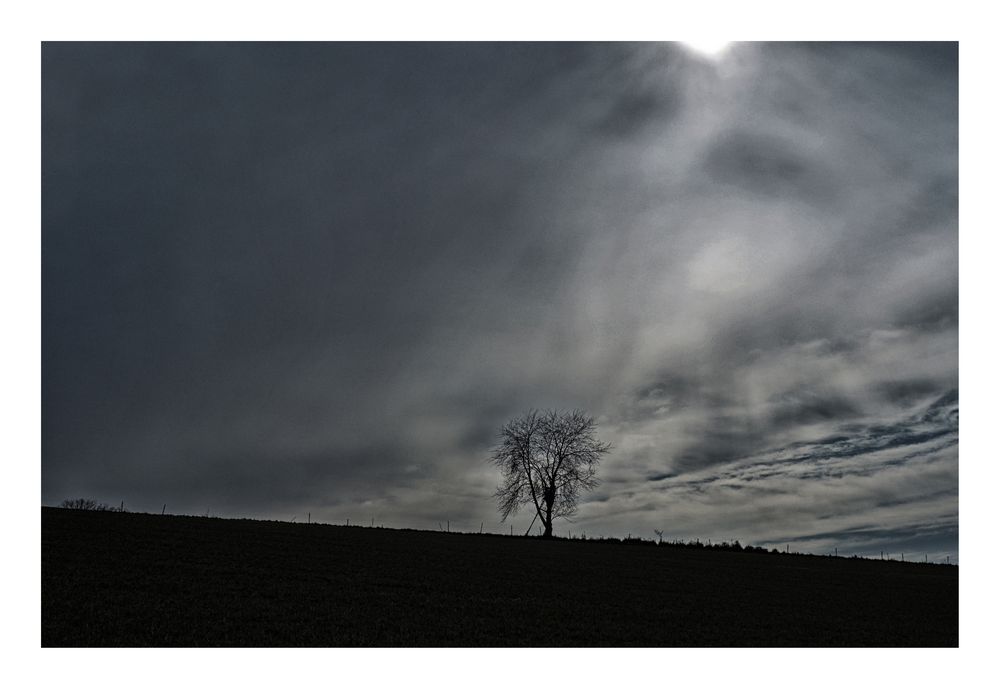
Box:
492;409;610;538
59;498;121;512
42;507;957;646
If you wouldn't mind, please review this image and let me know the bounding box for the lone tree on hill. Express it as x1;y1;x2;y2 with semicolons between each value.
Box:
491;409;610;538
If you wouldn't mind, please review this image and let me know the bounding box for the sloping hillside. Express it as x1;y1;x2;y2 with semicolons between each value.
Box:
42;508;958;646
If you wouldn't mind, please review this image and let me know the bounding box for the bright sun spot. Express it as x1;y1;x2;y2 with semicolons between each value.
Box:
680;40;733;60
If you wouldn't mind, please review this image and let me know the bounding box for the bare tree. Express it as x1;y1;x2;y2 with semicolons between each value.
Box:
491;409;610;538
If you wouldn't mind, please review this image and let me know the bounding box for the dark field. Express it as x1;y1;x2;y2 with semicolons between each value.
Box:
42;507;958;647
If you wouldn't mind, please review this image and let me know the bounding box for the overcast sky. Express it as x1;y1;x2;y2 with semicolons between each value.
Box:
42;42;957;560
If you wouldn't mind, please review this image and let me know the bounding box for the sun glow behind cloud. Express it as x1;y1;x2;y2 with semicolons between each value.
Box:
680;40;733;59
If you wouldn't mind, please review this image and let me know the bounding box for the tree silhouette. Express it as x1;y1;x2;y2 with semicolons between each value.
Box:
491;409;610;538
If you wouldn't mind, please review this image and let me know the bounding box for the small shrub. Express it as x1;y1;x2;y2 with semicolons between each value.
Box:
59;498;115;511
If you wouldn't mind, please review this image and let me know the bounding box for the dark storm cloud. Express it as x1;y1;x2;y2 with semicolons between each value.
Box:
702;129;839;206
673;424;771;472
875;378;946;407
43;42;957;557
766;389;862;428
594;82;682;138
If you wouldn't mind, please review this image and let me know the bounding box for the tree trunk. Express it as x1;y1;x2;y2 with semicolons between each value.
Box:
542;485;555;538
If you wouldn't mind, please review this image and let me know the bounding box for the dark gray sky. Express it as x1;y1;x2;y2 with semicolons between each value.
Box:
42;42;957;559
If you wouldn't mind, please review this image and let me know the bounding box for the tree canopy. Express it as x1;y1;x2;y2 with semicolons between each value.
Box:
491;409;610;538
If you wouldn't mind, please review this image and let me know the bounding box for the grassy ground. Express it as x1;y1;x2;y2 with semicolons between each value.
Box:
42;507;957;647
